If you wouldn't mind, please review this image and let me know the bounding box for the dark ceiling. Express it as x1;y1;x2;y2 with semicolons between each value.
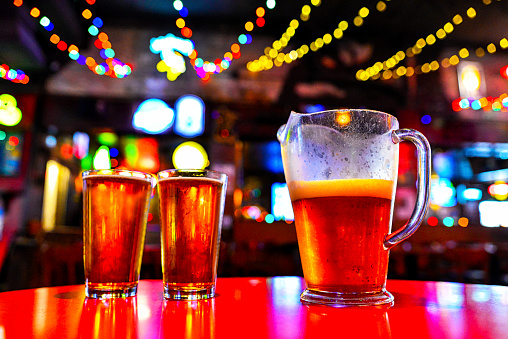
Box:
1;0;507;90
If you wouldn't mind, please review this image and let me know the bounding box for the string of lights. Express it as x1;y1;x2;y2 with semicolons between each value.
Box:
0;64;29;84
12;0;132;78
171;0;277;80
247;0;392;72
452;93;508;112
364;37;508;82
357;0;503;81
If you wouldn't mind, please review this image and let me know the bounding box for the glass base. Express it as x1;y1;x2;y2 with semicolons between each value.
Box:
85;284;138;299
164;285;215;300
301;288;394;307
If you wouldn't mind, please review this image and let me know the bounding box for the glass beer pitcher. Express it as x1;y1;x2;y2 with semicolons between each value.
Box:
277;109;431;307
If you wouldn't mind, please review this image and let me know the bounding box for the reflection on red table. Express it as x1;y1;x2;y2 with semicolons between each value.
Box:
0;277;506;338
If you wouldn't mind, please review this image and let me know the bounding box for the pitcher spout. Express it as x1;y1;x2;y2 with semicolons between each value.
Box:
277;124;287;144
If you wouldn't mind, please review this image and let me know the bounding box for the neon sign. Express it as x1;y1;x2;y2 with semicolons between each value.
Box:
133;99;175;134
0;94;22;126
150;33;194;81
174;95;204;137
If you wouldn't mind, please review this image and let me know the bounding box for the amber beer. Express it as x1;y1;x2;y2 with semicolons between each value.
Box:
83;170;153;298
158;170;227;300
289;178;394;295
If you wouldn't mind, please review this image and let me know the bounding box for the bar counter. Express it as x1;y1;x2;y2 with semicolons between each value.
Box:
0;277;506;338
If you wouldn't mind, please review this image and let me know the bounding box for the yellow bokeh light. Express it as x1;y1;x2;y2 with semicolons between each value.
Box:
256;7;265;17
416;38;426;49
356;70;366;81
172;141;209;170
459;48;469;58
396;66;406;76
426;34;436;45
452;14;463;25
500;38;508;49
245;21;254;31
377;1;387;12
176;18;185;29
441;58;450;68
412;46;422;55
487;43;496;53
300;13;309;21
359;7;369;18
339;21;348;30
273;40;281;50
436;28;446;39
353;16;363;26
290;20;299;29
449;55;460;65
430;60;439;71
443;22;454;33
287;27;296;37
323;33;332;44
467;7;476;18
382;70;392;79
475;48;485;57
302;5;311;15
311;0;321;6
82;9;92;19
406;67;415;77
334;28;343;39
30;7;41;17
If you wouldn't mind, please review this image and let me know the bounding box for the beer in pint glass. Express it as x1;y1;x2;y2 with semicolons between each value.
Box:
83;169;155;298
157;169;227;300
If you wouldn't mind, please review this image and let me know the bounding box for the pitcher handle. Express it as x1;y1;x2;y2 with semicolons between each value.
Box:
384;129;431;250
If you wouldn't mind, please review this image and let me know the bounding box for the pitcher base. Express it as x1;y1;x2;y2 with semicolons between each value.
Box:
301;288;394;307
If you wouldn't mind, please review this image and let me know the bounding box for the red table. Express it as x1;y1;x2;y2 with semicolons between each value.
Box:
0;277;506;338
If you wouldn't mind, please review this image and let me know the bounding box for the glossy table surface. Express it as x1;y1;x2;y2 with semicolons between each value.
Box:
0;277;506;338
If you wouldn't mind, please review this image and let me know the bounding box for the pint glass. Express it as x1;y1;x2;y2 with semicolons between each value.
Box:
83;169;155;298
278;109;431;306
157;169;227;300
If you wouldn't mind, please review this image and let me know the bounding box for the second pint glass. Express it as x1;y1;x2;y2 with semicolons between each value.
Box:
157;169;227;300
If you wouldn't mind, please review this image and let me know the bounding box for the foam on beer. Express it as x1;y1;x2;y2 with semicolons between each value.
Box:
288;178;394;201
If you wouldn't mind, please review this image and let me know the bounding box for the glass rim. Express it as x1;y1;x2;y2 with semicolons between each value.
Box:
290;108;398;121
82;169;156;186
157;169;227;182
